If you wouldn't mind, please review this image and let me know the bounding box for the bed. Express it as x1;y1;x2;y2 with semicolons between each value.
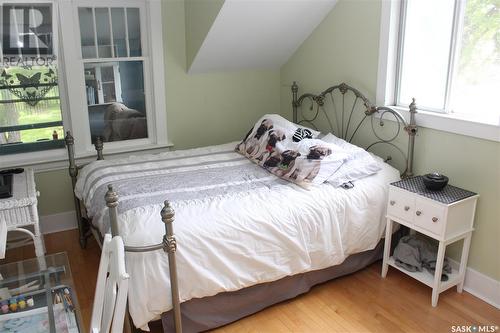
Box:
64;82;418;332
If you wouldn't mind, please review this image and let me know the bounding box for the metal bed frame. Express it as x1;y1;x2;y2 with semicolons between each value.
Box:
64;81;417;333
292;81;417;178
64;133;182;332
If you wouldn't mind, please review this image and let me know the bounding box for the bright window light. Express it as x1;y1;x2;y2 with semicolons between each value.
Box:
397;0;500;125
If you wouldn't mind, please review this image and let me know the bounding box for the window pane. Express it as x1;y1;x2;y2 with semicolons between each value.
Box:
0;66;63;147
95;8;112;58
1;3;64;154
102;82;116;102
78;7;97;59
127;8;142;57
83;61;147;143
398;0;455;110
450;0;500;124
111;8;127;57
84;68;98;105
101;66;114;82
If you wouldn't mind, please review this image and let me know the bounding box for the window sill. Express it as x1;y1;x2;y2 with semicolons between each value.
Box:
389;106;500;142
0;141;175;173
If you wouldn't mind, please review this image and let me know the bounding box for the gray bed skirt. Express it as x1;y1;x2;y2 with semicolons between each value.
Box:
161;237;391;333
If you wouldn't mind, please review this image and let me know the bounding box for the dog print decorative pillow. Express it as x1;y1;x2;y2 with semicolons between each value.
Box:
236;115;347;186
235;114;319;160
262;139;349;185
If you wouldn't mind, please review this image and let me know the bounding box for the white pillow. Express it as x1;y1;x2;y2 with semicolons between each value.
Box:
321;133;381;187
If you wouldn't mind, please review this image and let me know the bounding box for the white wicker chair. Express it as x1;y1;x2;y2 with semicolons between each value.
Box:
0;169;45;261
90;234;129;333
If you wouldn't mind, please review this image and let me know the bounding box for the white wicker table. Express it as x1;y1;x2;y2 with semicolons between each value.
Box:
0;169;45;260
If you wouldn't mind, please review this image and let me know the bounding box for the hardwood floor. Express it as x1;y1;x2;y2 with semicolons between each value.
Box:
1;229;101;331
1;229;498;332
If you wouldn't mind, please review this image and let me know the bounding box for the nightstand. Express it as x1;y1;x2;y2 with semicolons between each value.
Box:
0;169;45;262
381;176;478;306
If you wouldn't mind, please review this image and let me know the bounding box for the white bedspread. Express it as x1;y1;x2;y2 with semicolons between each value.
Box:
75;142;400;330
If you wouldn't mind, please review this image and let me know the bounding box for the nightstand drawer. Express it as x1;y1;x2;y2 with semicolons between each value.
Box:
414;198;446;236
387;187;415;222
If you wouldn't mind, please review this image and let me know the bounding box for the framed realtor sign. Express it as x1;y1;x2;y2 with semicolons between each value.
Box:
1;3;55;61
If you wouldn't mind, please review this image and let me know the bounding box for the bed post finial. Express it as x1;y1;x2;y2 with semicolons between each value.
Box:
403;98;418;178
105;185;119;237
292;81;298;123
65;131;77;180
95;136;104;160
161;201;182;333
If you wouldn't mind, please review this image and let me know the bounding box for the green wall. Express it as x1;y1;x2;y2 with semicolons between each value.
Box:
35;0;280;215
36;170;74;216
165;0;280;149
184;0;225;70
280;0;500;281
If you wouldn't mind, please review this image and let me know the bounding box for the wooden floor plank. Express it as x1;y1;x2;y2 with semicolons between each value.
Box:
1;229;498;332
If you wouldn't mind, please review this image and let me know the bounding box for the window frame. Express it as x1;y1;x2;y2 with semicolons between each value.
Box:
377;0;500;142
0;0;171;169
67;0;154;153
62;0;168;157
0;0;67;155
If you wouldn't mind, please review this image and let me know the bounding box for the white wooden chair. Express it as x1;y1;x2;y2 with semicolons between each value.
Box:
90;234;129;333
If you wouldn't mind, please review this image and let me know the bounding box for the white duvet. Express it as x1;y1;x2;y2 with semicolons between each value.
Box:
75;142;400;330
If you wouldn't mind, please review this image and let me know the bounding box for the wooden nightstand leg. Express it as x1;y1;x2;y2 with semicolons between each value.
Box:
431;241;446;307
457;232;472;293
381;218;393;278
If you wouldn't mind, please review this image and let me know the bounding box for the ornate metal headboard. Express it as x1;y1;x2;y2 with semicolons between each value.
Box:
291;82;417;178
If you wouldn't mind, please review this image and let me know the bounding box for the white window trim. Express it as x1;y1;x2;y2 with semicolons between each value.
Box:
0;0;172;169
376;0;500;143
4;141;173;172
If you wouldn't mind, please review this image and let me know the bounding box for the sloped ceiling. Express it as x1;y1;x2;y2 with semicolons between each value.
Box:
186;0;338;73
185;0;226;70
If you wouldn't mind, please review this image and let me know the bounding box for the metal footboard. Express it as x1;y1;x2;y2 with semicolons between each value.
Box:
105;185;182;333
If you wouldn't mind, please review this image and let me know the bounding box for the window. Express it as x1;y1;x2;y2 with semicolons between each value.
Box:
0;3;65;155
77;6;148;144
0;0;167;166
378;0;500;138
60;0;167;156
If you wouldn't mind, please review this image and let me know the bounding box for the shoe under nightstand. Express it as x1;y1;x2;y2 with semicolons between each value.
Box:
381;176;479;307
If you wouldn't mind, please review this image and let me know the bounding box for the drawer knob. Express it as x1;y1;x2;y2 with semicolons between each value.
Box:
432;217;438;223
416;211;422;216
390;200;395;206
404;206;410;211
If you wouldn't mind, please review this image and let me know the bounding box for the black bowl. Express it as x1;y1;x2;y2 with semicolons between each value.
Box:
422;173;448;191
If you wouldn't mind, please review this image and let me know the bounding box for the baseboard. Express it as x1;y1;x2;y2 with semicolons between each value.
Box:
448;257;500;309
39;210;77;234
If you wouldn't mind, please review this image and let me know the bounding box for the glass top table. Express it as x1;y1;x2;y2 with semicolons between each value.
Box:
0;252;82;332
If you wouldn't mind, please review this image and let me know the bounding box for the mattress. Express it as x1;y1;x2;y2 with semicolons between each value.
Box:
75;142;400;330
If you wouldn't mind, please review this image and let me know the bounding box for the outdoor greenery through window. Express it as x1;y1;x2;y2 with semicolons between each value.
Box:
397;0;500;124
0;3;64;155
451;0;499;123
